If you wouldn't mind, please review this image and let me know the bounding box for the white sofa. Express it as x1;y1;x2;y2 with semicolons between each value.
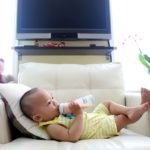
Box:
0;62;150;150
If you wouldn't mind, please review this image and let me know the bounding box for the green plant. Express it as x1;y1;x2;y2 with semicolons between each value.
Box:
139;53;150;71
123;35;150;72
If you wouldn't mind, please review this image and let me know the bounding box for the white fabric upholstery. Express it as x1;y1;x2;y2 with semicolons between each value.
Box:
0;62;150;150
18;63;125;107
0;100;11;144
1;129;150;150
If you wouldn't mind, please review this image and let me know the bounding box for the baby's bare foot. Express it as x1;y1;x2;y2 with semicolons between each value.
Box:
127;103;149;122
141;88;150;104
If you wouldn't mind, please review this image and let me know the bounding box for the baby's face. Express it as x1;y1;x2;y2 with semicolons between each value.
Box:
32;89;59;122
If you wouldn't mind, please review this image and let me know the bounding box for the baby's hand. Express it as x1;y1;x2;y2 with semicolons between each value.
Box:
68;102;83;116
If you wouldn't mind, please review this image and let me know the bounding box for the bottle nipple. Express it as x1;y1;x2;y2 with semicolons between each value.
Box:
59;103;71;115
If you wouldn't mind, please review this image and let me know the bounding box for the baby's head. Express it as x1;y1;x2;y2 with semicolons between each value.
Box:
20;88;59;122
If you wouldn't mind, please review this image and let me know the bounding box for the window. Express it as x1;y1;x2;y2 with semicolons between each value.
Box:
0;0;17;73
111;0;150;91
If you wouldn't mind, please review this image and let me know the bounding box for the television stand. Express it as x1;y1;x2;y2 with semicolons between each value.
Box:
14;46;116;62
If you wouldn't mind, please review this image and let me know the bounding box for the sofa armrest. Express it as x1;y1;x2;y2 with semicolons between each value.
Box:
0;99;11;143
125;92;150;136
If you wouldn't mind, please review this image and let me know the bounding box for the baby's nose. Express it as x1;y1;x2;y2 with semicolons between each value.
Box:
52;100;57;105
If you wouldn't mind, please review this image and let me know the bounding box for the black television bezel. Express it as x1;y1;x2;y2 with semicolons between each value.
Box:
16;0;111;40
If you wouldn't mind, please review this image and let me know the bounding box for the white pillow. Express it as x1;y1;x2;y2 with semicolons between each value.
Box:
0;83;49;139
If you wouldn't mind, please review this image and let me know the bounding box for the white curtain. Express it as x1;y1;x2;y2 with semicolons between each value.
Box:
0;0;17;74
111;0;150;91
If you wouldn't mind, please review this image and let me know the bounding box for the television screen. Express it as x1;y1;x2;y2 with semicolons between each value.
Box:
16;0;111;40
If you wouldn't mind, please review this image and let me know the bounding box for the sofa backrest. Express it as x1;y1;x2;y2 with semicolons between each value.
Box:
18;63;125;111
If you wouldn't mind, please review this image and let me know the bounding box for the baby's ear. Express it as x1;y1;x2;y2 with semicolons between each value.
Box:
32;114;43;122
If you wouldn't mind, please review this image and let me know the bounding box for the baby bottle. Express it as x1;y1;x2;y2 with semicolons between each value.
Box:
59;94;95;115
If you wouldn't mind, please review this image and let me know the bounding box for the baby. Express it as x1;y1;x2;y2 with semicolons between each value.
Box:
20;88;150;142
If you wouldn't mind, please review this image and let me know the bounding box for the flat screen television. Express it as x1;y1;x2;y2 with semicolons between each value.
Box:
16;0;111;40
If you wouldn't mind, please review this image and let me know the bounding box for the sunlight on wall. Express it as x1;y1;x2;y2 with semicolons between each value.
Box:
111;0;150;91
0;0;16;73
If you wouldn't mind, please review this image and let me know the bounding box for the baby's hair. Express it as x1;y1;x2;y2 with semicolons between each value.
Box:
20;88;39;119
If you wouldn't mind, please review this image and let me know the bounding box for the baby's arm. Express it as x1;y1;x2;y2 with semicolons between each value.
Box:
46;102;84;142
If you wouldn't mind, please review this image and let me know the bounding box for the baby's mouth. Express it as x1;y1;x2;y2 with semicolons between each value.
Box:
56;105;59;112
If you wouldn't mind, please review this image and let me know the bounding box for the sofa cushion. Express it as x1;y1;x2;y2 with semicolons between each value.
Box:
18;63;125;109
0;83;49;140
0;100;11;144
1;129;150;150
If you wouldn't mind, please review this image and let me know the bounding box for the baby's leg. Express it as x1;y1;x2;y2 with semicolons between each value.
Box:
141;87;150;104
114;115;130;131
102;100;149;116
126;102;149;121
102;101;132;116
114;103;149;131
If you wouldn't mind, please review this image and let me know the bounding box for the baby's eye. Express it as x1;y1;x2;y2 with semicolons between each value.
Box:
48;101;51;105
51;96;54;99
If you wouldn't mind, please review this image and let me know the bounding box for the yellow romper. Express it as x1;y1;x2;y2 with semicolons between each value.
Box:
39;103;119;139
